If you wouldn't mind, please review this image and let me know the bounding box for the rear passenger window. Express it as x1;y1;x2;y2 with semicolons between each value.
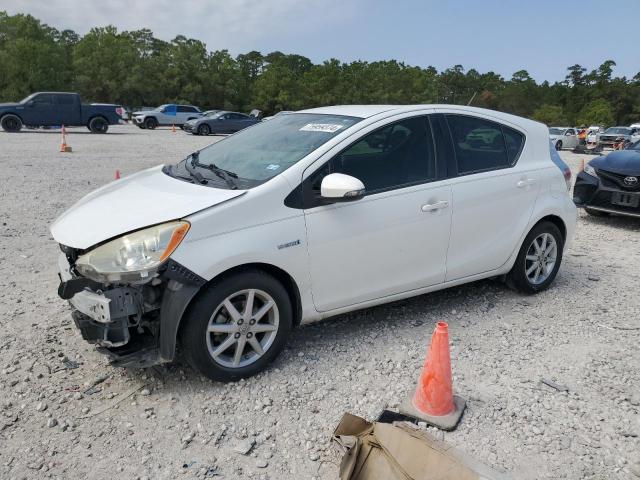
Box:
55;95;75;105
446;115;518;175
503;126;525;164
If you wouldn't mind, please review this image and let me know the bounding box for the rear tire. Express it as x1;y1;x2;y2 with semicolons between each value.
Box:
144;117;158;129
88;116;109;133
585;208;609;217
555;140;563;150
506;221;564;294
180;271;292;381
1;114;22;132
197;124;211;136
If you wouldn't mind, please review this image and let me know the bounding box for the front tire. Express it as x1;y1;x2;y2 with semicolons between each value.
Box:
555;140;563;150
506;221;564;294
88;116;109;133
1;114;23;132
180;271;293;381
197;124;211;136
144;117;158;129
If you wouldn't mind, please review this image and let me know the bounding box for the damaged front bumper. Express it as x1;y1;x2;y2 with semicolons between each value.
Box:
57;252;204;368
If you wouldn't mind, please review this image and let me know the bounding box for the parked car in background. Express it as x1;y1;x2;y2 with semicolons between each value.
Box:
0;92;124;133
574;141;640;217
587;126;604;144
548;127;579;150
263;111;294;121
597;126;639;148
51;104;576;380
132;104;202;129
183;110;261;135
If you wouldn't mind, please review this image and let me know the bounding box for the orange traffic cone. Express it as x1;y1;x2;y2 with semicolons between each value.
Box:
114;169;121;180
400;321;466;430
59;125;72;153
171;124;176;133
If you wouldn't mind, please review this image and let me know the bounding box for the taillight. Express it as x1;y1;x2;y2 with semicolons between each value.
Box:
563;166;571;191
115;106;124;117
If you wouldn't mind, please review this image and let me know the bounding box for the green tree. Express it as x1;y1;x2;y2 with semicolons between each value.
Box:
0;12;71;99
531;104;567;125
576;99;614;126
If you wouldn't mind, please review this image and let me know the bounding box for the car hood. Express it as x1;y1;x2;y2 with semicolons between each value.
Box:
0;102;19;109
50;165;246;249
591;150;640;175
549;135;561;140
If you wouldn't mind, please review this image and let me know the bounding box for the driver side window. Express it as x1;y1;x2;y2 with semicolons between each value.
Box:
322;116;436;193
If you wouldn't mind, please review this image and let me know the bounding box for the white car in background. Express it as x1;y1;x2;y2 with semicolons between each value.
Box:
587;126;603;144
549;127;579;150
132;104;203;130
51;105;577;381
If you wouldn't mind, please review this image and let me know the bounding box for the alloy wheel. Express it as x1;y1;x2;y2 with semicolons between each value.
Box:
205;289;279;368
524;233;557;285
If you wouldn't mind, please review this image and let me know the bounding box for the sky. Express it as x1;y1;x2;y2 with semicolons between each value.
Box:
1;0;638;82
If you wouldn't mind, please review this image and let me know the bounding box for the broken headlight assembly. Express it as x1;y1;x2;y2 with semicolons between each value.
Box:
75;221;190;284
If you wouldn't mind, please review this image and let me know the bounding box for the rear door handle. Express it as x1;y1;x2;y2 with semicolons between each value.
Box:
517;178;536;188
421;200;449;212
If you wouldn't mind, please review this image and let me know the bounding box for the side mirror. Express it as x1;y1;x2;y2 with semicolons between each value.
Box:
320;173;365;202
565;132;572;136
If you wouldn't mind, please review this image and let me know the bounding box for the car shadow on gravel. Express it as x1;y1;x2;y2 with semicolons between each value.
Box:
581;213;640;231
154;278;513;388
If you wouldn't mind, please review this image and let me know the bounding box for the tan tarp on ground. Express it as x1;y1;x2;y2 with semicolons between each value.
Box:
333;413;511;480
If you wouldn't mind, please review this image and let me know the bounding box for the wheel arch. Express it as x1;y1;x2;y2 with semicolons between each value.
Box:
161;261;302;362
87;114;108;126
202;262;302;327
1;111;23;122
535;214;566;242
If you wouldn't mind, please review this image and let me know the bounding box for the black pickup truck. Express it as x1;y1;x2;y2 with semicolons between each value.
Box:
0;92;124;133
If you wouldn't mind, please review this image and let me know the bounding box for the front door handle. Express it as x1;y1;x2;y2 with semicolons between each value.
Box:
421;200;449;212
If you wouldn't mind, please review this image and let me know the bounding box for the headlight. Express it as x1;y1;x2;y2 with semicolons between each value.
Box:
584;163;597;177
75;221;190;283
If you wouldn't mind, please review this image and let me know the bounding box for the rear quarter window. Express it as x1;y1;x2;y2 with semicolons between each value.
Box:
446;114;525;175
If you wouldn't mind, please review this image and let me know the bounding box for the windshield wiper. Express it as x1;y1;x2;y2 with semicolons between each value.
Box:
182;153;208;184
188;151;239;189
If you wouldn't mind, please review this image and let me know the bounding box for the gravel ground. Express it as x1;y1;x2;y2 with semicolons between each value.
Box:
1;125;639;480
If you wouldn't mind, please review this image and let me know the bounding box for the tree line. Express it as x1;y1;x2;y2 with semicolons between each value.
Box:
1;11;639;125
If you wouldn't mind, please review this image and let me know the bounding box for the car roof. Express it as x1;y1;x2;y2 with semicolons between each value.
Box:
298;104;543;128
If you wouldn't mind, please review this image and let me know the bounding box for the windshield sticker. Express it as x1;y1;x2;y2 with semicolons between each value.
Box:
266;164;280;170
299;123;344;133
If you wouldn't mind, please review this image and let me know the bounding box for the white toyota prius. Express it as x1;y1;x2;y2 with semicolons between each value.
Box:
51;105;577;380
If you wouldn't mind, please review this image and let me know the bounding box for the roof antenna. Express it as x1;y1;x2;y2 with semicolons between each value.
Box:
466;91;477;106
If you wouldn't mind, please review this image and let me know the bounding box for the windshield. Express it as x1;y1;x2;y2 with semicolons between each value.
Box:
548;128;565;135
628;140;640;150
604;127;630;135
20;93;37;103
181;113;361;186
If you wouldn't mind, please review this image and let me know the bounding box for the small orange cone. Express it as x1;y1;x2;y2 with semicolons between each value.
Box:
171;124;176;133
114;169;121;180
59;125;72;153
400;321;466;430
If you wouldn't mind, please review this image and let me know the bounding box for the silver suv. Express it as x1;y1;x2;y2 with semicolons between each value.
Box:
132;104;202;130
